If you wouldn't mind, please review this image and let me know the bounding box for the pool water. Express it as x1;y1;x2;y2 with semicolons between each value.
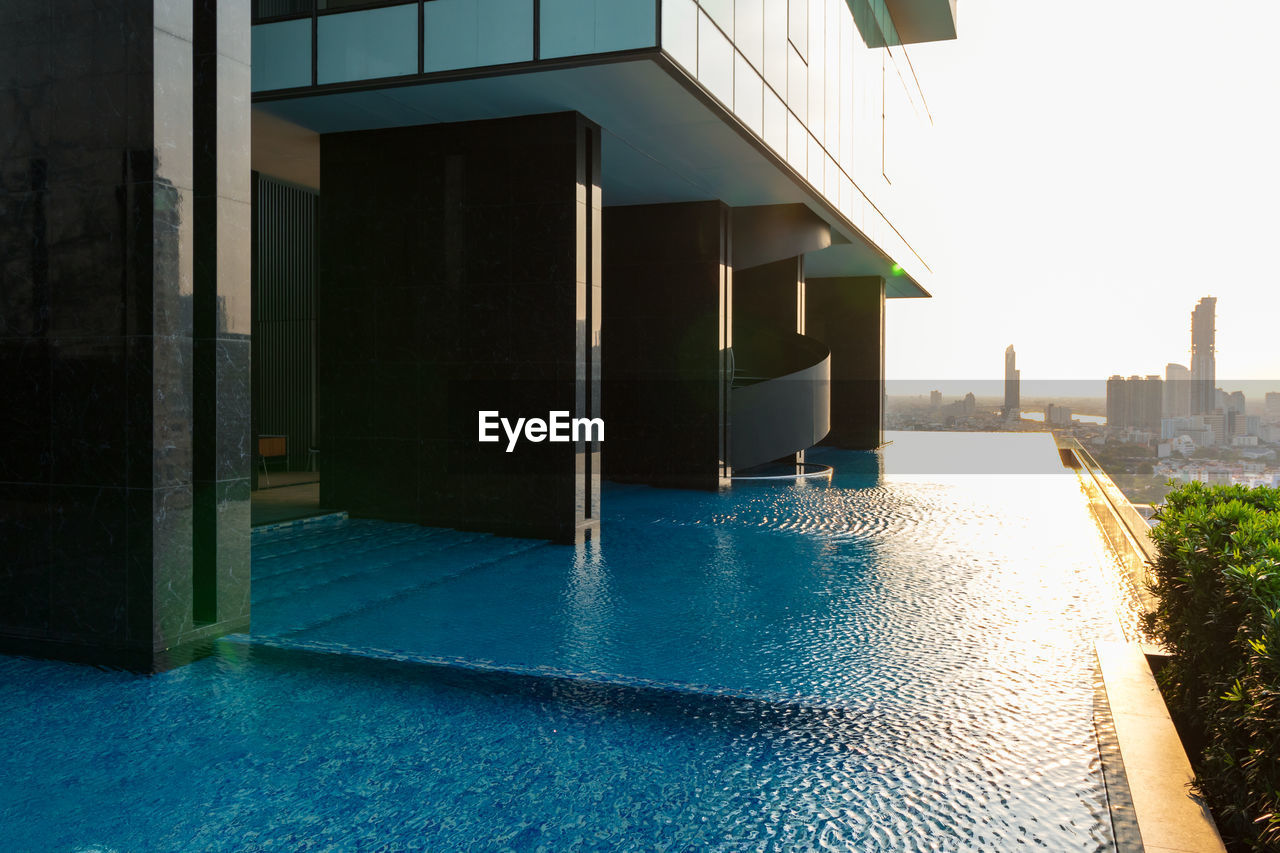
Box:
0;432;1136;851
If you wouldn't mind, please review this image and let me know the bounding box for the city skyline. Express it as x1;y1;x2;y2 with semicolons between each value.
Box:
882;0;1280;383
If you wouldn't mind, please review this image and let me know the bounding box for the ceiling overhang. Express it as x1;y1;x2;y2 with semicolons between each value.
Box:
882;0;958;45
253;55;932;296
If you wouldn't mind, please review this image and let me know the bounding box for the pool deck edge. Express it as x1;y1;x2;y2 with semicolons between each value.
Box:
1095;640;1226;853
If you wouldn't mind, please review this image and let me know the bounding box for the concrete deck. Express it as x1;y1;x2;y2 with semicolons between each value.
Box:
1096;641;1226;853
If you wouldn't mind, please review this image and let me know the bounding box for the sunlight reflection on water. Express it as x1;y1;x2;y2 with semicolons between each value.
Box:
0;432;1137;852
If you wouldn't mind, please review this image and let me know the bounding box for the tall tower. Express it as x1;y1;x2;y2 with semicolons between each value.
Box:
1164;363;1191;418
1003;345;1020;420
1190;297;1217;414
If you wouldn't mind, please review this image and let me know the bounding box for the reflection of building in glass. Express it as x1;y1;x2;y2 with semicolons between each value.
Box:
1003;345;1020;420
1190;296;1216;414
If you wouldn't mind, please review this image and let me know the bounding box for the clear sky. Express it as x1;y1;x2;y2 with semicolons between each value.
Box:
884;0;1280;394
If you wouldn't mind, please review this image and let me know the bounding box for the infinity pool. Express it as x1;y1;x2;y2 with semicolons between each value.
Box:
0;432;1138;851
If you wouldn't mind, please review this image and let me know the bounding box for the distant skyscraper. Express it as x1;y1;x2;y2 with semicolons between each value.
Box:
1163;363;1191;418
1107;374;1162;433
1266;392;1280;422
1003;345;1020;420
930;390;942;410
1190;297;1216;414
1107;375;1125;426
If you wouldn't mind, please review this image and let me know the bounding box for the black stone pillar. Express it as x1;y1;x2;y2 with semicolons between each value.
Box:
192;0;252;629
806;276;885;450
602;202;732;488
0;0;251;669
318;112;600;543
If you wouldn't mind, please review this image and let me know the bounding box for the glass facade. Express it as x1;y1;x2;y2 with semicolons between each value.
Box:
540;0;656;59
252;18;311;92
250;0;935;281
424;0;534;72
318;4;418;85
661;0;935;283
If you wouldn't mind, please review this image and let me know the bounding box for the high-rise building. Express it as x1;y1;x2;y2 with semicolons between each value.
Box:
1267;392;1280;423
930;390;942;410
1003;346;1020;420
0;0;961;668
1163;363;1191;418
1044;404;1072;426
1190;297;1217;414
1107;374;1162;433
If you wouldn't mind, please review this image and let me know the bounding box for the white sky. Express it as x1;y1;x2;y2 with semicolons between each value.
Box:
884;0;1280;393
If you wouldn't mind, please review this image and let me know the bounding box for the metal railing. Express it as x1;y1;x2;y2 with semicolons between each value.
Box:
730;334;831;471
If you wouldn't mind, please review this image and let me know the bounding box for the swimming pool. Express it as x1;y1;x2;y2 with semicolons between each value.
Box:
0;432;1137;851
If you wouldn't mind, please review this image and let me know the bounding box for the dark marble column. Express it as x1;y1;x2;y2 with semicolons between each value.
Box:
192;0;252;627
318;112;600;543
601;202;732;489
0;0;251;670
805;276;885;450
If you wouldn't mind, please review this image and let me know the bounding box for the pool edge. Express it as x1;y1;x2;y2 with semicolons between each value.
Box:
1095;640;1226;853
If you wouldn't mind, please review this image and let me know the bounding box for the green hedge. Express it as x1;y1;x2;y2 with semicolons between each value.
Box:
1145;482;1280;851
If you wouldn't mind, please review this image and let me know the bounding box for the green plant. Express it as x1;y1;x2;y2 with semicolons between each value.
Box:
1145;482;1280;851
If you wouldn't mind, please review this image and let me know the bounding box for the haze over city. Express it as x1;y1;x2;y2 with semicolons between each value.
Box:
883;0;1280;385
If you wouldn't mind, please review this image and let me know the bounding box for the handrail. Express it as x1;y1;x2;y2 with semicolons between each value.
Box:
732;331;830;388
730;333;831;471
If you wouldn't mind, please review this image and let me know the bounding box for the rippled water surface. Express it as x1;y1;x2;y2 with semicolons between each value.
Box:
0;432;1134;851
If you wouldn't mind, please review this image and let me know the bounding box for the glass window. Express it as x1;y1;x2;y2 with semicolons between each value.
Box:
662;0;699;71
696;9;734;106
807;133;823;192
733;54;763;136
824;0;839;150
806;0;822;143
317;5;417;84
786;42;805;123
788;0;806;59
762;0;786;96
252;19;312;91
839;17;853;171
540;0;594;58
735;0;763;73
787;110;805;175
763;87;787;155
256;0;310;17
543;0;654;59
424;0;534;73
596;0;656;53
700;0;733;39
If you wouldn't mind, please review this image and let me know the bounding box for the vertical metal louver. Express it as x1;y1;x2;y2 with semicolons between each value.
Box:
252;174;318;472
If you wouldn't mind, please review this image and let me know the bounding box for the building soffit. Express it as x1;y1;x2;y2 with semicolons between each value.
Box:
253;56;930;297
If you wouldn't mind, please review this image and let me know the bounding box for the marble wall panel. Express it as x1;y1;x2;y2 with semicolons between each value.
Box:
319;112;599;542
